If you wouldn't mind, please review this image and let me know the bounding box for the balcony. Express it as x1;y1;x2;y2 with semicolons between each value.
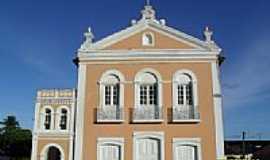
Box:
132;106;163;123
172;106;200;123
96;107;124;123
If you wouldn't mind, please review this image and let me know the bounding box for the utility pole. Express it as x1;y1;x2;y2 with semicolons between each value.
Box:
242;131;246;160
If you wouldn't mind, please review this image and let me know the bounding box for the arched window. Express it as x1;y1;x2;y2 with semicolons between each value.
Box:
60;108;68;130
44;109;52;130
98;70;125;122
134;69;162;121
172;70;199;121
103;75;120;106
138;72;158;106
142;32;154;46
176;74;193;106
40;106;54;131
56;106;70;131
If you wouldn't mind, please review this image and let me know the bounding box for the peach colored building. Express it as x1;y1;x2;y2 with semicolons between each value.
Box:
31;3;225;160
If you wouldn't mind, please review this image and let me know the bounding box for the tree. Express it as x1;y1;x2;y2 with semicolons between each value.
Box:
0;115;32;160
0;116;20;134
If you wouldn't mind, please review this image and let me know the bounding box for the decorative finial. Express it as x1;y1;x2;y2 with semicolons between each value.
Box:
141;2;156;20
204;26;213;43
131;19;137;25
80;27;94;50
84;27;94;43
160;19;166;25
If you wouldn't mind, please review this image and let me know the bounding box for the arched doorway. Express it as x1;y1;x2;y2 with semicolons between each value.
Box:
47;146;61;160
40;144;64;160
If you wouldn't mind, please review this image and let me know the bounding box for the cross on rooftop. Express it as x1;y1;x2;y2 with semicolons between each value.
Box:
146;0;150;6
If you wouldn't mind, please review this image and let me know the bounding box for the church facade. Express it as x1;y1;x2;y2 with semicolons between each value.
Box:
31;4;225;160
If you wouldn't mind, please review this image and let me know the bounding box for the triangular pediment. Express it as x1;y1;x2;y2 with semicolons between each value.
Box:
85;22;212;51
104;28;195;50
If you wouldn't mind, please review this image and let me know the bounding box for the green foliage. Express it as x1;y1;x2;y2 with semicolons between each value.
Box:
0;115;32;159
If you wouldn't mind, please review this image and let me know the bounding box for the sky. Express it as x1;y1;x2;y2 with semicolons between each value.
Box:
0;0;269;140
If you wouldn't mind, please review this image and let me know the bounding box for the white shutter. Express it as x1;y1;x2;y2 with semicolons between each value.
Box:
136;138;160;160
176;145;196;160
100;145;120;160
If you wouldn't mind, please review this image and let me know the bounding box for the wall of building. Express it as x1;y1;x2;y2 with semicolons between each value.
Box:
81;61;217;160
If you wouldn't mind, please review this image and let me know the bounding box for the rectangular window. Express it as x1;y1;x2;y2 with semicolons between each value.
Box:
173;138;201;160
140;84;157;106
186;83;193;105
104;85;119;106
113;85;119;105
97;138;124;160
140;86;147;105
177;84;193;106
177;85;184;105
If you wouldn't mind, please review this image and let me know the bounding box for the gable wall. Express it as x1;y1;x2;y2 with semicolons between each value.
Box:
104;29;196;50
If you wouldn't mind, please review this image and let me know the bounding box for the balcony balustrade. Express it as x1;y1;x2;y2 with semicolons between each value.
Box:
172;106;200;122
96;107;124;123
133;106;163;122
96;106;200;123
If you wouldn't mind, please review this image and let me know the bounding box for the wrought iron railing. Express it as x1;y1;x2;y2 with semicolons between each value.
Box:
96;107;124;122
133;106;163;122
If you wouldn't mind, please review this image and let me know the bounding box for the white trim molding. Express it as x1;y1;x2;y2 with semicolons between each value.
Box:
40;143;65;160
78;51;219;62
31;102;40;160
133;132;165;160
211;62;225;159
74;64;87;160
172;138;202;160
69;89;76;160
97;137;124;160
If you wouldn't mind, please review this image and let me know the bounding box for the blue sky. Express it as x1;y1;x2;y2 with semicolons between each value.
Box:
0;0;269;140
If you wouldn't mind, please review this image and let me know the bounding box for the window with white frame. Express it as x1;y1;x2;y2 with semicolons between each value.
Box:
97;138;124;160
139;84;157;106
142;32;154;46
60;108;68;130
173;72;197;107
40;106;54;131
177;77;193;106
172;70;198;120
133;132;164;160
100;72;124;108
134;69;162;121
173;138;202;160
98;70;125;121
44;108;52;130
56;106;70;131
135;71;160;107
104;84;119;106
